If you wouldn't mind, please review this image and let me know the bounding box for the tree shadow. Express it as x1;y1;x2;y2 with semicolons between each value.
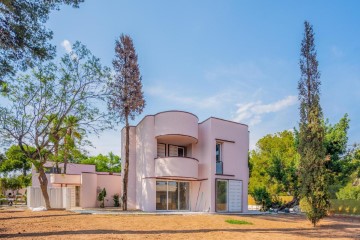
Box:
0;213;78;221
0;222;359;239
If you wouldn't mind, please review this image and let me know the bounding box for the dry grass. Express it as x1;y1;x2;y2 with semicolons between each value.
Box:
0;209;359;239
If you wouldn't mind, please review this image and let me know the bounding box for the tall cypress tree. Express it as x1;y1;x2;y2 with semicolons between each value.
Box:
107;34;145;210
298;21;329;227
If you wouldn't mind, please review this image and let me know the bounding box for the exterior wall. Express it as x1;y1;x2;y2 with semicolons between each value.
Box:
135;116;156;211
97;174;122;207
207;118;249;212
193;119;213;212
80;173;97;208
124;111;249;212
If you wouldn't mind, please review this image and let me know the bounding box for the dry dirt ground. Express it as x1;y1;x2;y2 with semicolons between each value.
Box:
0;209;360;239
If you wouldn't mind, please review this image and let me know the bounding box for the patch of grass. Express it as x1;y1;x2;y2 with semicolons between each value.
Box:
225;219;253;225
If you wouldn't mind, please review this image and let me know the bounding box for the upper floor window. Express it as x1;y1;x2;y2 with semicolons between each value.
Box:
216;143;222;162
169;145;185;157
158;143;186;157
216;142;223;174
157;143;166;157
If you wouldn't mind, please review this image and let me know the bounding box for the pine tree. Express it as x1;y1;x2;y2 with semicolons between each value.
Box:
298;21;330;227
107;34;145;210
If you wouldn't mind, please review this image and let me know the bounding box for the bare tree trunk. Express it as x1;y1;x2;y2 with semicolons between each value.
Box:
278;196;299;211
122;113;129;211
38;166;51;209
63;130;71;174
54;137;60;173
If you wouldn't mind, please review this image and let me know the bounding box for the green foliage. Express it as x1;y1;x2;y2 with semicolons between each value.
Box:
298;21;329;227
0;0;83;85
249;130;299;198
80;152;121;173
113;194;120;207
251;187;272;211
0;145;33;176
97;188;107;208
324;114;351;187
336;183;360;200
0;175;30;195
225;219;253;225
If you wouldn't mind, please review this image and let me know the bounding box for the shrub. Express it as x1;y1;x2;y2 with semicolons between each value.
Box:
97;188;107;208
251;187;272;211
113;194;120;207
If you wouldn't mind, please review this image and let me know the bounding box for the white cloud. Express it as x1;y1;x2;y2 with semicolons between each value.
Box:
61;39;72;53
233;95;297;126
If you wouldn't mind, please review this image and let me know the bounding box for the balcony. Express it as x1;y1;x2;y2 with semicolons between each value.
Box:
50;174;81;185
155;157;199;179
154;111;198;145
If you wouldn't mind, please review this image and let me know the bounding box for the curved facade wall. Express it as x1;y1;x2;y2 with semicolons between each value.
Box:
155;157;199;179
154;111;198;140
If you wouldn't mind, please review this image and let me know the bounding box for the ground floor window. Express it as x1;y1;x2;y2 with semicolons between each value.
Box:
216;179;243;212
156;181;189;210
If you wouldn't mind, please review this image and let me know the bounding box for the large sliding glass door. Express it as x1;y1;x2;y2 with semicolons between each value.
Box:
216;180;228;212
156;181;189;211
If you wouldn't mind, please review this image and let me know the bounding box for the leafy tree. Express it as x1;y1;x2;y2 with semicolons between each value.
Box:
107;34;145;210
0;175;28;196
298;21;329;227
324;114;350;186
80;152;121;173
0;42;111;208
0;145;33;176
249;130;299;200
0;0;84;88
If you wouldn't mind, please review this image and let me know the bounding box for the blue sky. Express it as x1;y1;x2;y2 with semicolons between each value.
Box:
46;0;360;156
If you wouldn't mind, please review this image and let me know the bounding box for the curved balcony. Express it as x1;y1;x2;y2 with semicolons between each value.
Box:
155;157;199;179
154;111;198;145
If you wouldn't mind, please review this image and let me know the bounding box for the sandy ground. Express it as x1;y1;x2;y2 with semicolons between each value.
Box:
0;209;360;239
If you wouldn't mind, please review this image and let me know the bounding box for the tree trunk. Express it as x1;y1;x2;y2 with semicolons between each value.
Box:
38;166;51;209
278;196;299;211
63;130;71;174
123;114;130;211
54;136;60;173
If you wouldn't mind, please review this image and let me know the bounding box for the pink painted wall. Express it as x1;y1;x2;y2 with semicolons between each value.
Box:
123;111;249;212
80;173;97;208
206;118;249;212
135;115;156;211
155;157;198;179
97;174;122;207
154;111;198;139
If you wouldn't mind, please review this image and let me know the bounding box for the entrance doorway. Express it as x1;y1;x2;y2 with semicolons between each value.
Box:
216;179;242;212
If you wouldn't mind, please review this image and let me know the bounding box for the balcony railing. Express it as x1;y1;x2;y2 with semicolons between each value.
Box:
216;161;223;174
